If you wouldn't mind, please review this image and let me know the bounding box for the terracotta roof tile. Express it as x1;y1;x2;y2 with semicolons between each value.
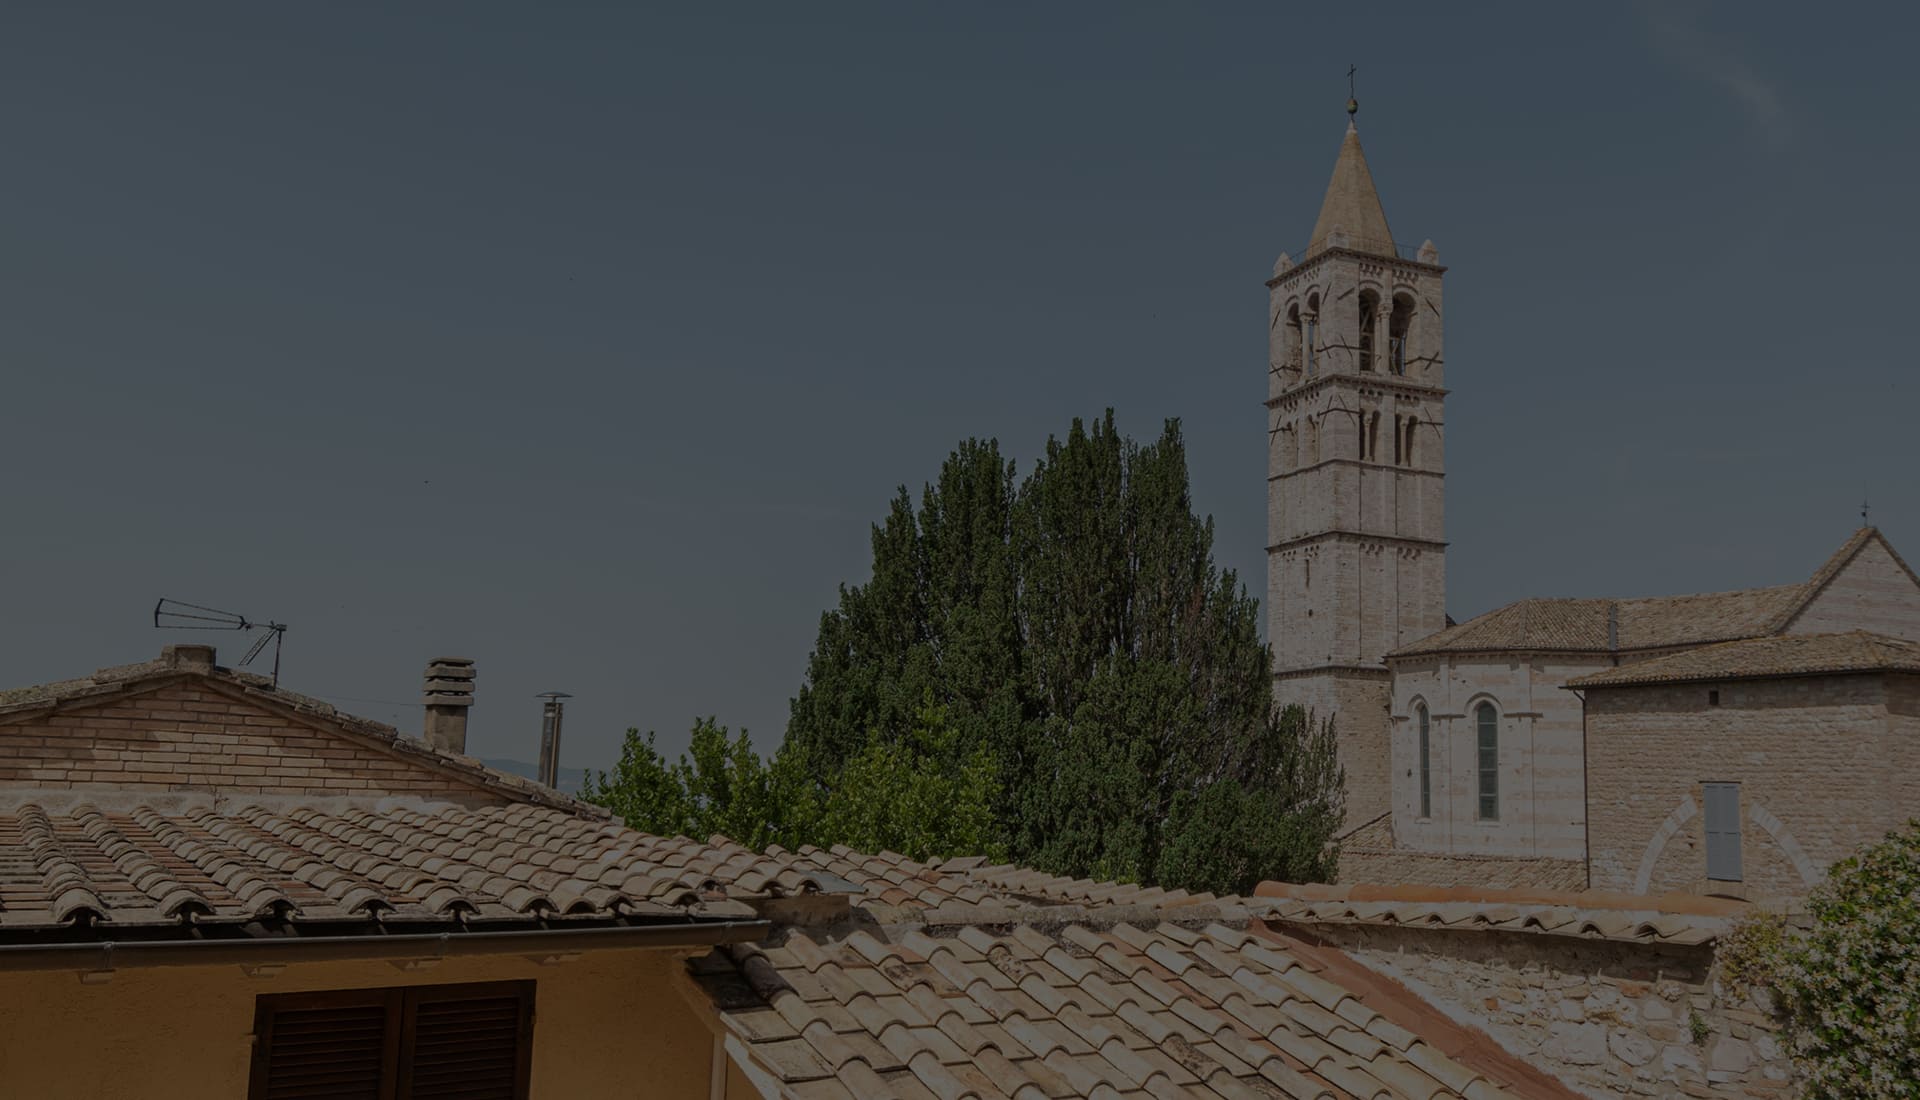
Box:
696;919;1527;1100
1252;881;1739;946
1566;630;1920;688
0;793;858;934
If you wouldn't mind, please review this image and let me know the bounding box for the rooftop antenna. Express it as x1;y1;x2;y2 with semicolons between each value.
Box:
152;598;288;685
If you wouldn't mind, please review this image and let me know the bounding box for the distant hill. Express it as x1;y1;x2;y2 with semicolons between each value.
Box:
479;758;589;797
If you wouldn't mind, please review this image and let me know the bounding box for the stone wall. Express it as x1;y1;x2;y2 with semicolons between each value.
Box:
1338;843;1588;891
1300;923;1794;1098
1585;673;1920;898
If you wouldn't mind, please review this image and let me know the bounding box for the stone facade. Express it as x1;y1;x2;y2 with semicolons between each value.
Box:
1585;671;1920;898
1267;124;1448;825
1358;531;1920;891
1388;653;1608;863
1309;924;1794;1099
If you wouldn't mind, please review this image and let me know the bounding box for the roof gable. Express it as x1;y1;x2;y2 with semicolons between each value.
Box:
0;646;579;811
1775;528;1920;640
1391;529;1913;660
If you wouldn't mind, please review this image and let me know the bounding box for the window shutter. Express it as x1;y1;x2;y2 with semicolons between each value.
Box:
399;984;533;1100
251;990;397;1100
1704;783;1742;882
251;982;532;1100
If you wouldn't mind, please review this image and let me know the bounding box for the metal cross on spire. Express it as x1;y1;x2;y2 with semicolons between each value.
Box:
1346;65;1359;120
1862;495;1872;525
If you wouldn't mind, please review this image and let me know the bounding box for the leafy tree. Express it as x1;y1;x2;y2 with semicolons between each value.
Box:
1721;821;1920;1099
582;719;777;848
584;702;1004;864
785;411;1344;893
799;700;1006;862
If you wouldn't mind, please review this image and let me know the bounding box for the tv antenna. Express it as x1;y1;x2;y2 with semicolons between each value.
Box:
152;598;289;685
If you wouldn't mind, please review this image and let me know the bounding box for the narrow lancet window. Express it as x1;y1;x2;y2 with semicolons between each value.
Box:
1417;704;1431;818
1476;702;1499;821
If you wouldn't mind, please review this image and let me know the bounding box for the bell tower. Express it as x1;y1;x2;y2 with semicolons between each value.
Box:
1266;107;1447;825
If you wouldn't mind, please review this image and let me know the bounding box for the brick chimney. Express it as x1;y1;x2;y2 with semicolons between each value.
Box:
159;644;217;672
422;658;475;754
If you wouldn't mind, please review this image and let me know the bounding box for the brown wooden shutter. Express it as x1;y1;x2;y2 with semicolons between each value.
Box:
398;982;534;1099
250;989;400;1100
251;982;532;1100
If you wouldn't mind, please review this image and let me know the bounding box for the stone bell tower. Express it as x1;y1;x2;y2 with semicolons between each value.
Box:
1266;107;1448;825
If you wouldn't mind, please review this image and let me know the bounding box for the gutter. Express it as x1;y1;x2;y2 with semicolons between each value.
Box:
0;919;770;975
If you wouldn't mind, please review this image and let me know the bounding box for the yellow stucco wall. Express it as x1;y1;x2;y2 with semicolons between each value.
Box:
0;947;718;1099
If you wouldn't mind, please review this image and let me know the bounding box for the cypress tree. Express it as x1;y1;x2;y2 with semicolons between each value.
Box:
783;411;1344;892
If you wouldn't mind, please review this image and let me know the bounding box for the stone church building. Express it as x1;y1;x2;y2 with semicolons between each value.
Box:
1267;117;1920;899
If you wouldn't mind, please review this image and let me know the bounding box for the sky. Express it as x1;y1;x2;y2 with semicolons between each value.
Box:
3;3;1916;771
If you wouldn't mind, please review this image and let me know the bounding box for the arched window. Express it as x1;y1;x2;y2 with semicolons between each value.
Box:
1416;703;1431;819
1357;292;1379;372
1389;295;1414;375
1305;295;1320;377
1285;304;1304;374
1403;416;1419;468
1364;411;1380;462
1304;416;1320;464
1475;702;1499;821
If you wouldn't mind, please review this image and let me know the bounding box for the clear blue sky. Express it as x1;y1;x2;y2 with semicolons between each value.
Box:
3;3;1913;769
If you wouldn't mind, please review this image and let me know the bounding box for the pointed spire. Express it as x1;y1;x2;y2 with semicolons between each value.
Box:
1306;122;1394;258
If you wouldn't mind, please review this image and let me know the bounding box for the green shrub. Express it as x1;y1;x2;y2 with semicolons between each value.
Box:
1722;820;1920;1099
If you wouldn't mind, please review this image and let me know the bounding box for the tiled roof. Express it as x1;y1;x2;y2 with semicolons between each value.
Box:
0;645;586;812
1389;528;1892;659
0;793;849;933
779;846;1239;916
1253;883;1741;947
692;919;1533;1100
1565;631;1920;689
1387;586;1804;658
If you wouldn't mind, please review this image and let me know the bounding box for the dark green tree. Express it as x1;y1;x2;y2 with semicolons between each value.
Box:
783;411;1344;892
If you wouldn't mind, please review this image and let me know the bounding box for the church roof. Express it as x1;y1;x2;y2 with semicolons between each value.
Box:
1386;586;1804;658
1565;631;1920;689
1306;122;1395;258
1389;528;1896;658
